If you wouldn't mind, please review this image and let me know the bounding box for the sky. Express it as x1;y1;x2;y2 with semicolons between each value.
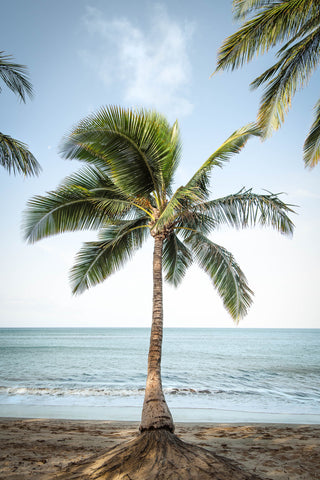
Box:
1;0;319;329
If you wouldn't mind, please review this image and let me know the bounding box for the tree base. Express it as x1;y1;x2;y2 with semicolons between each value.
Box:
55;429;265;479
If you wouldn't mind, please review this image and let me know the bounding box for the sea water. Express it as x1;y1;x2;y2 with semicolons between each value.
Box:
0;328;319;423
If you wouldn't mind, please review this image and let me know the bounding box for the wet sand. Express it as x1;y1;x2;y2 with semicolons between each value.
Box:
0;418;319;479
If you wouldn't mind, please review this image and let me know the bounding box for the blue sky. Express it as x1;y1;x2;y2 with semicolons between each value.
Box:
1;0;319;328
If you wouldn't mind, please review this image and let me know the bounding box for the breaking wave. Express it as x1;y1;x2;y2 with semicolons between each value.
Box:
0;386;225;397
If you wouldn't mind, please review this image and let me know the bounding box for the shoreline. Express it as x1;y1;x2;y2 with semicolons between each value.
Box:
1;404;319;425
1;417;319;479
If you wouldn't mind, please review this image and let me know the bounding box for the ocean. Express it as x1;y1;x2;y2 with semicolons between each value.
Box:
0;328;319;424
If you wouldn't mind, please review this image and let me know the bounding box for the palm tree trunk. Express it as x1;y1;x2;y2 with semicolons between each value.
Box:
140;235;174;432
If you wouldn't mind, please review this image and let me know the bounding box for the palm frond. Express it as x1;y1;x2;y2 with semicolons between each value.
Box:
70;218;149;294
200;189;295;235
60;165;141;207
276;12;320;54
61;129;158;200
232;0;273;20
60;106;179;201
163;233;193;287
0;51;33;102
138;110;182;195
185;124;261;196
160;119;182;195
23;185;136;243
304;99;320;168
0;132;40;176
216;0;316;72
175;211;217;237
251;26;320;136
186;232;253;321
154;185;204;235
61;165;115;191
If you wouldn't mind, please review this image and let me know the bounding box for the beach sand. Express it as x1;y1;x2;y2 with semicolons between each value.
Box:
0;418;319;479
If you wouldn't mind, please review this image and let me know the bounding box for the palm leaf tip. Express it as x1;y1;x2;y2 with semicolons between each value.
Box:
303;99;320;169
262;192;296;237
0;133;41;177
0;51;33;102
70;219;149;295
203;189;295;236
186;233;254;321
163;234;193;287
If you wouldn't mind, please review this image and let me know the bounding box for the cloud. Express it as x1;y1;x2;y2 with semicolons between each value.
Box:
293;188;320;199
81;5;194;117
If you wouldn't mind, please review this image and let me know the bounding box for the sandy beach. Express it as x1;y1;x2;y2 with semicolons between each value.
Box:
0;418;319;479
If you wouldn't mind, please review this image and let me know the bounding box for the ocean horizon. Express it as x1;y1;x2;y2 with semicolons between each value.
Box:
1;327;319;424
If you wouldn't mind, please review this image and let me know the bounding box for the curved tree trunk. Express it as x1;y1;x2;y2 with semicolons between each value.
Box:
53;237;264;480
140;235;174;432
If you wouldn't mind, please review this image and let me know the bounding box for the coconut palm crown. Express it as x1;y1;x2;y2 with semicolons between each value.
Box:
215;0;320;169
23;106;294;432
0;51;40;176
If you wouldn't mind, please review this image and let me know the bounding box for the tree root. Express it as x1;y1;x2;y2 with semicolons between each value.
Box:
54;429;265;479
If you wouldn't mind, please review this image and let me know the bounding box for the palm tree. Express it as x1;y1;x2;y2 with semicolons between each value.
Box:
215;0;320;169
23;106;294;436
0;51;41;176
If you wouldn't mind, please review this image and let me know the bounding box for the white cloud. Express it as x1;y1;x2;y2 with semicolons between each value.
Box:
293;188;320;199
81;5;194;117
